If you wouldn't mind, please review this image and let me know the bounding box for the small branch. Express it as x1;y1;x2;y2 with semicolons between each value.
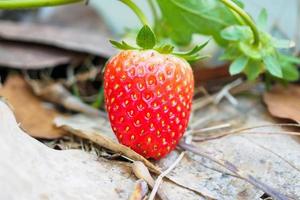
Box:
192;123;300;142
148;152;185;200
179;142;290;200
129;179;149;200
120;0;150;26
132;161;168;200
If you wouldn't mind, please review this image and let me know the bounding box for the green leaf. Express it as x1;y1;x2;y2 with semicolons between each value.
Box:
279;54;300;64
273;39;295;49
221;25;251;41
136;25;156;49
257;8;268;30
155;44;174;54
156;0;240;46
263;55;283;78
244;60;262;80
219;45;240;60
229;56;249;75
281;64;299;81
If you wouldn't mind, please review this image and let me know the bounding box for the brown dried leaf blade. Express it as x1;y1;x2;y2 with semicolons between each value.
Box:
263;84;300;123
0;75;65;139
0;41;85;69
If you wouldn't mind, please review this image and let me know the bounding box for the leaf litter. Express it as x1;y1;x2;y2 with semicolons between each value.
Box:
53;87;300;199
0;99;202;200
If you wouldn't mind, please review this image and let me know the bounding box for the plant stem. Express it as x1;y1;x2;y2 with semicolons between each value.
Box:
120;0;150;26
0;0;83;9
220;0;260;46
147;0;159;25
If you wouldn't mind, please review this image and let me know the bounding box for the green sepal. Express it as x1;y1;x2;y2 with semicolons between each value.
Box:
155;44;174;54
136;25;156;49
109;40;138;50
173;40;209;62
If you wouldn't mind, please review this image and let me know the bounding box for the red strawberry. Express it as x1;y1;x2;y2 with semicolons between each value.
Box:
104;50;194;159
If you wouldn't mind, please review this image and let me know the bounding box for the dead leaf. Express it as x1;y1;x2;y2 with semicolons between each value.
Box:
0;75;65;139
0;20;116;58
0;99;202;200
41;4;111;36
263;84;300;123
0;40;85;69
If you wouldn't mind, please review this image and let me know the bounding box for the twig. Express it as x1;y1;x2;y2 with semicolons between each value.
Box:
148;152;185;200
192;80;255;111
192;123;300;142
188;123;232;135
132;161;168;200
28;79;107;117
243;137;300;173
179;142;291;200
129;179;149;200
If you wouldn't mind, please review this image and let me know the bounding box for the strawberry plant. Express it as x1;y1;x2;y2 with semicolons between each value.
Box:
1;0;299;160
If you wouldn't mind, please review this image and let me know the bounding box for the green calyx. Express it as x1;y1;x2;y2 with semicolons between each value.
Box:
110;25;208;62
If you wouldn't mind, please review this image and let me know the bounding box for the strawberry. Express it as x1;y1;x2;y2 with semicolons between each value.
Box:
104;50;194;159
104;25;207;159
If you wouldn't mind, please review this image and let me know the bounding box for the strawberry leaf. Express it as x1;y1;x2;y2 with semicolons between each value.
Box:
221;25;251;41
263;55;283;78
229;56;248;75
257;8;268;30
156;0;240;46
136;25;156;49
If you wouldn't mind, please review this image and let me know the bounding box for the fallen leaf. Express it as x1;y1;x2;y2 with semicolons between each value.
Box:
0;20;116;58
0;75;65;139
41;4;111;36
263;84;300;123
0;40;85;69
0;99;202;200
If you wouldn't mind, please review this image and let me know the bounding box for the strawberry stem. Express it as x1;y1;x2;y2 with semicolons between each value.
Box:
120;0;150;26
0;0;82;9
220;0;260;46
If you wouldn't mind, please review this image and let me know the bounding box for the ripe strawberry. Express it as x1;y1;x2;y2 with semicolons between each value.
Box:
104;50;194;159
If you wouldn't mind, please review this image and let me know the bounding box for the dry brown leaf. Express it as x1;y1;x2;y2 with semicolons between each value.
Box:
0;99;202;200
0;40;85;69
0;75;65;139
263;84;300;123
0;20;116;58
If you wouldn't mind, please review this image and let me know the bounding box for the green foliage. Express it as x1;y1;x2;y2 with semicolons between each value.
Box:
136;25;156;49
156;0;240;46
155;1;299;83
